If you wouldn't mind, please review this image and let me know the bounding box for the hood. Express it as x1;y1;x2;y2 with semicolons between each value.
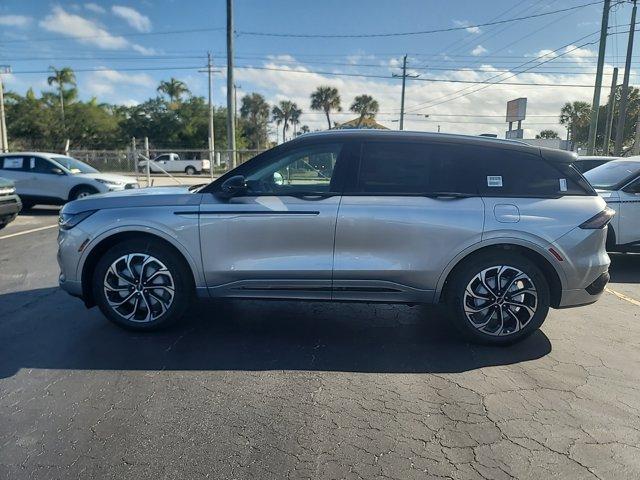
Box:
596;189;620;201
62;186;200;214
75;172;137;184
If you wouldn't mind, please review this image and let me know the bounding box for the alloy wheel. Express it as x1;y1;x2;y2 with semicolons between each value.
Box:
103;253;175;323
463;265;537;336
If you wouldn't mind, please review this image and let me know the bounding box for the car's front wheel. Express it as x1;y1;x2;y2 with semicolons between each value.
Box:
445;251;550;345
92;239;193;330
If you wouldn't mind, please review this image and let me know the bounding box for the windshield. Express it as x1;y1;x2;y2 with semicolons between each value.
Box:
584;160;640;190
51;155;99;174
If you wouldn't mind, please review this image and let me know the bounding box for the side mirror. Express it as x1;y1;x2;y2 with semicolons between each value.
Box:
51;167;65;175
219;175;246;198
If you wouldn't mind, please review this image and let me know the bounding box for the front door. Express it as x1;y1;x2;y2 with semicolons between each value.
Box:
617;177;640;246
333;140;485;303
199;141;349;299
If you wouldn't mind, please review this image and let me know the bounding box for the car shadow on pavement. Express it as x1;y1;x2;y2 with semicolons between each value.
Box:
0;287;551;379
609;253;640;283
18;206;60;216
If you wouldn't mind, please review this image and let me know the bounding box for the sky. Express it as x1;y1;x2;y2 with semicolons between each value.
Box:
0;0;638;141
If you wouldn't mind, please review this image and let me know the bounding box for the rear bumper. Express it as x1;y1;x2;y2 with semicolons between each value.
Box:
558;271;610;308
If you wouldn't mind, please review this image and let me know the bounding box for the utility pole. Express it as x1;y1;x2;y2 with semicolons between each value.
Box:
634;111;640;155
614;0;637;155
603;67;618;155
0;65;10;153
586;0;611;155
226;0;237;168
392;55;418;130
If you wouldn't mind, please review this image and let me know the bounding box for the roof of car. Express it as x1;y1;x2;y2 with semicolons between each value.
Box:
0;152;64;157
292;129;578;163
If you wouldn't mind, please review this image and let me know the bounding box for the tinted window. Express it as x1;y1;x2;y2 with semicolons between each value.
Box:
29;157;59;174
0;156;26;170
585;160;640;190
473;146;585;197
156;154;170;161
244;143;343;194
355;142;476;194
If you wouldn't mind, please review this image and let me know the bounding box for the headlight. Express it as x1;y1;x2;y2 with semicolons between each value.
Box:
94;178;123;186
59;210;97;230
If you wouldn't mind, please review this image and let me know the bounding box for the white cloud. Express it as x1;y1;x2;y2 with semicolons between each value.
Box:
85;68;155;97
111;5;151;32
132;44;157;55
471;45;488;56
0;15;32;27
85;3;106;14
40;6;129;50
454;20;481;34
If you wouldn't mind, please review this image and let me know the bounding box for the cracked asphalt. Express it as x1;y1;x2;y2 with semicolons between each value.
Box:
1;209;639;479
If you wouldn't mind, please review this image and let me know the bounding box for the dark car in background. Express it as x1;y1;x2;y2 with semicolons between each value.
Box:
0;176;22;229
573;156;618;173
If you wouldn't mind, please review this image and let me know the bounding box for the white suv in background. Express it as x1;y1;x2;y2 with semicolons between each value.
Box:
0;152;138;209
585;157;640;252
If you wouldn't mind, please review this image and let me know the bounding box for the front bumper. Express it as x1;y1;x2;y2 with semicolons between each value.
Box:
0;194;22;223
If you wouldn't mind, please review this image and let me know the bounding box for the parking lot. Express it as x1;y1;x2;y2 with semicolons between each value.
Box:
1;208;639;479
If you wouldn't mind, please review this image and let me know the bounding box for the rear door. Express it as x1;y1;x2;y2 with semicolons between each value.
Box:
333;140;485;303
0;156;30;194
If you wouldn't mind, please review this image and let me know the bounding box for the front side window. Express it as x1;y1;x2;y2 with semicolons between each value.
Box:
50;156;98;174
244;143;342;195
29;157;60;175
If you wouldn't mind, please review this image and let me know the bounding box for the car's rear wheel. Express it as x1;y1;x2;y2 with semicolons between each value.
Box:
92;239;193;330
445;251;550;345
185;166;197;175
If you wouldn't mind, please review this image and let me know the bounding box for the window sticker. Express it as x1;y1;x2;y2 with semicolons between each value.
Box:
4;157;23;169
559;178;567;192
487;175;503;187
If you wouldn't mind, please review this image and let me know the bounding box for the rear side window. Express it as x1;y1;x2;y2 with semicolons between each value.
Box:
472;146;591;197
0;156;26;170
355;142;476;194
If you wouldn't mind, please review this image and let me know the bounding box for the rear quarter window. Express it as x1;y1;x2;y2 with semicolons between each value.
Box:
472;146;590;197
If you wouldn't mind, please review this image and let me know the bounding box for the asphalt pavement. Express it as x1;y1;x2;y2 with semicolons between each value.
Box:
1;208;639;479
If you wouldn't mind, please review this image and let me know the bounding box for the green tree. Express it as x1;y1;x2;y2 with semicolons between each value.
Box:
272;100;299;142
536;129;560;139
46;66;76;124
239;93;270;149
350;94;379;127
559;101;591;145
310;86;341;129
157;78;190;105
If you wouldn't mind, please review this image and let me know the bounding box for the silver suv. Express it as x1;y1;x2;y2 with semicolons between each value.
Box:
57;131;612;345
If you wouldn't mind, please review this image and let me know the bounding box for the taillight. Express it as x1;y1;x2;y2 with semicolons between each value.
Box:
579;207;615;229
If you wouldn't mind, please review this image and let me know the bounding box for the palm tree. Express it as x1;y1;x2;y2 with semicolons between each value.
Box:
157;78;190;104
298;125;310;135
272;100;300;142
47;66;76;123
310;86;341;129
350;94;379;127
290;105;303;136
240;93;270;149
560;101;590;144
536;129;560;139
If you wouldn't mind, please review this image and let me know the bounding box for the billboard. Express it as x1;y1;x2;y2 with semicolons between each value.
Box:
506;97;527;123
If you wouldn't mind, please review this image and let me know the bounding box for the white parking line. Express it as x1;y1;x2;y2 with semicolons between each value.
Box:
0;224;58;240
605;287;640;307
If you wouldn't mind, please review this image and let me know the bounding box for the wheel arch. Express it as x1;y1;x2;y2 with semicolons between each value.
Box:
80;229;201;308
68;183;99;202
436;241;564;308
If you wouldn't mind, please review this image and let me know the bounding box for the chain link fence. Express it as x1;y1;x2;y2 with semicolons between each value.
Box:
68;147;266;177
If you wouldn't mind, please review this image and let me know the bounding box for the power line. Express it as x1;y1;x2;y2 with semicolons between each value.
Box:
237;1;606;38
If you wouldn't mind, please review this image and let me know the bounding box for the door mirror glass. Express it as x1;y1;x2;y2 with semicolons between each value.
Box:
51;167;65;175
273;171;284;186
220;175;246;197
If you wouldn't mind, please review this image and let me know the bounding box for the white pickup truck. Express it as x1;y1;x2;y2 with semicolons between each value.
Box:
138;153;210;175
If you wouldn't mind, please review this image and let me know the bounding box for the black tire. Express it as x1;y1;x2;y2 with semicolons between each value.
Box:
445;251;550;346
71;186;98;201
92;238;193;331
185;166;196;175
